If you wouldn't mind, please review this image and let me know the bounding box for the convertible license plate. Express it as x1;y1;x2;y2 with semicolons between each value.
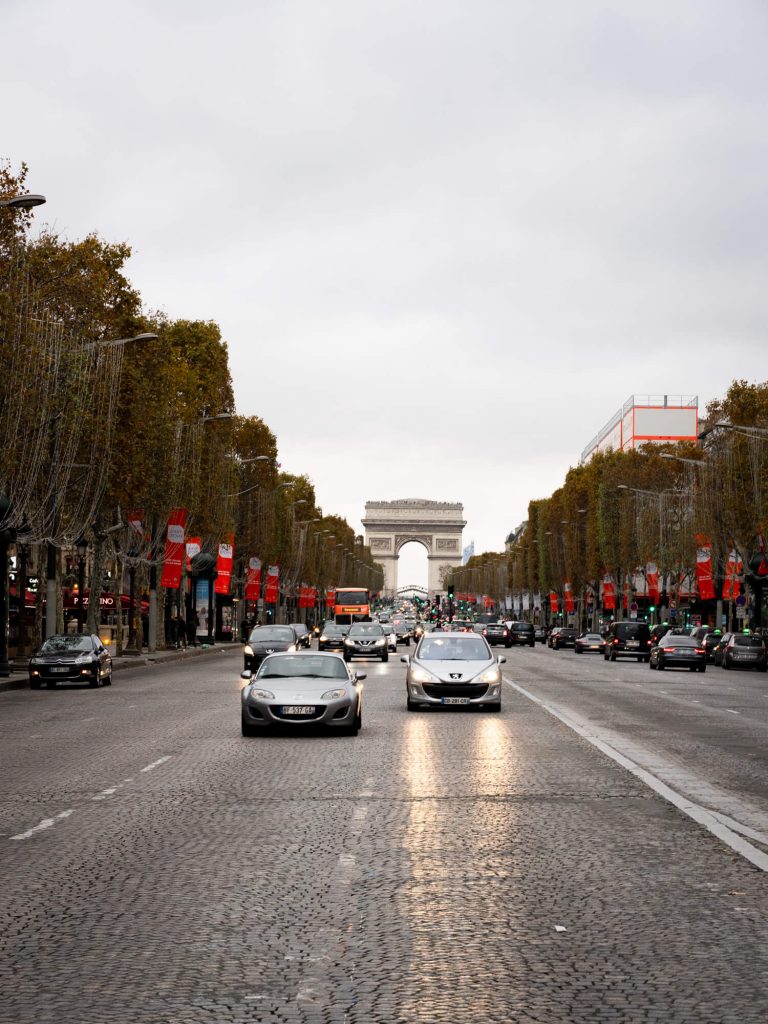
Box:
442;697;471;705
282;705;315;715
51;667;69;673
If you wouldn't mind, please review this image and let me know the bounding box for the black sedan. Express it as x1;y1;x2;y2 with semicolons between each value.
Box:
29;634;112;688
552;628;579;650
649;636;706;672
508;621;536;647
243;625;298;672
483;623;512;647
318;623;348;652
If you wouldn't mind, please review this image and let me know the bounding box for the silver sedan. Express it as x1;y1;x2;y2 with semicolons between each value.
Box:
402;631;505;712
240;652;364;736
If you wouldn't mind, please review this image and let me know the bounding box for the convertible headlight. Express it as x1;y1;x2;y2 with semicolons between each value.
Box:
244;644;254;656
410;666;438;685
249;688;275;700
476;666;501;685
321;688;348;700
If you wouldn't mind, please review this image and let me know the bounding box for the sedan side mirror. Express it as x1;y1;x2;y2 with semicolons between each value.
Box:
400;655;410;665
497;655;506;664
240;669;252;680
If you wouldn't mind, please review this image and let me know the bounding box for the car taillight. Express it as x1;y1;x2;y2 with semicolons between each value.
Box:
613;638;619;644
646;640;651;645
662;647;676;653
695;648;705;654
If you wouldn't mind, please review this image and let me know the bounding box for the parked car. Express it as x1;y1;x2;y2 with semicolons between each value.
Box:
243;625;298;672
240;651;364;735
574;632;605;655
552;627;579;650
509;621;536;647
715;632;767;671
343;622;389;662
649;635;706;672
290;623;312;649
29;634;112;688
483;623;512;647
403;631;505;712
604;621;653;662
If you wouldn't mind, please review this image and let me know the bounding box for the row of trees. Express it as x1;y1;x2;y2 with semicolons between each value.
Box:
448;380;768;623
0;161;381;655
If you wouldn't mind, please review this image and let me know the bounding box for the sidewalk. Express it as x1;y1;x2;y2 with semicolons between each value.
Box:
0;642;241;693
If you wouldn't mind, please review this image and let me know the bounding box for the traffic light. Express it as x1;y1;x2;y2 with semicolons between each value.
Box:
447;583;455;600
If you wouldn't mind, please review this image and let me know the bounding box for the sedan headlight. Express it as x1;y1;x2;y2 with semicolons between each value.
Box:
244;644;254;656
249;687;275;700
344;638;353;645
476;666;501;685
321;688;348;700
319;635;328;642
374;638;385;646
410;665;438;685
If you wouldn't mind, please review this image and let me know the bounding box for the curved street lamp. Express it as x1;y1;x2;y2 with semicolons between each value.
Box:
0;193;46;210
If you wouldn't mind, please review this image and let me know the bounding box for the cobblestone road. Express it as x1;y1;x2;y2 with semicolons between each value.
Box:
1;647;767;1023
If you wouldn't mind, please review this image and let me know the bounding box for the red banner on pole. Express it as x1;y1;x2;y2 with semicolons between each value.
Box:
564;581;574;613
602;573;615;610
646;562;659;603
695;543;715;600
265;565;280;604
722;550;742;600
160;509;187;589
326;587;336;608
245;557;262;600
214;535;234;595
549;591;559;613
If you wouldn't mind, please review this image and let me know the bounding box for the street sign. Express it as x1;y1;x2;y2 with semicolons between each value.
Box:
736;595;746;606
736;605;746;619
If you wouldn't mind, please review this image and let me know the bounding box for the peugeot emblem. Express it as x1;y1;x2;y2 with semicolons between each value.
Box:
266;648;274;654
450;673;462;680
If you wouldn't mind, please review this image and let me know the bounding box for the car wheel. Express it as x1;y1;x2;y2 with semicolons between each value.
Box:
241;713;259;737
723;658;730;670
575;648;582;654
89;673;101;688
103;672;112;686
698;665;706;673
637;656;644;663
343;653;351;662
609;651;616;662
644;655;651;663
689;666;697;672
382;652;389;662
657;660;665;670
347;706;362;735
528;641;534;648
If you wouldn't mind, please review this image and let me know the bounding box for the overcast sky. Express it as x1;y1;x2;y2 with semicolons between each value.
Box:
4;0;768;588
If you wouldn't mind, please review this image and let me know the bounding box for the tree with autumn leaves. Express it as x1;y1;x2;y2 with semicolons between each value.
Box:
0;161;380;648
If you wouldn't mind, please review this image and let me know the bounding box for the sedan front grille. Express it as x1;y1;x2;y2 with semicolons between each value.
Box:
422;684;488;699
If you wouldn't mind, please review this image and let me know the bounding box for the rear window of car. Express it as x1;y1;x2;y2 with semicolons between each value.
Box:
733;635;763;647
512;622;533;631
666;637;697;647
615;623;649;638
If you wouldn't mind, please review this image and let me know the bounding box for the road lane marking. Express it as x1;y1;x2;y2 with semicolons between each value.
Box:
10;809;74;841
140;756;171;773
503;674;768;872
725;709;740;715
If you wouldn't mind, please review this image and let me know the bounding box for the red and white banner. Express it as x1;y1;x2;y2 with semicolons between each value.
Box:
299;584;317;609
245;557;262;600
564;581;575;613
549;590;559;613
126;509;144;535
326;587;336;608
264;565;280;604
695;542;716;600
160;509;187;589
722;550;742;600
645;562;659;604
602;573;615;610
214;535;234;595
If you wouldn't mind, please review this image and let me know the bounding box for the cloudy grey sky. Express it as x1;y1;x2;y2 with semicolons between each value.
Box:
4;0;767;587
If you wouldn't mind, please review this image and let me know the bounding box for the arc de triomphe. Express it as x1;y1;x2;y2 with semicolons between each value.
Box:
362;499;466;598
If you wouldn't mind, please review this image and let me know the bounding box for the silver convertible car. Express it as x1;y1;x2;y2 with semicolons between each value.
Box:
402;631;505;712
403;630;505;712
240;652;364;736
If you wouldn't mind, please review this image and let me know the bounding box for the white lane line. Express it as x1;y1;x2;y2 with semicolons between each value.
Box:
725;709;740;715
82;717;96;722
10;809;74;841
503;675;768;872
92;787;120;801
140;756;171;773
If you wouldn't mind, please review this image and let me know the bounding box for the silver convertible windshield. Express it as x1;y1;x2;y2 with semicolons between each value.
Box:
418;637;490;661
257;655;349;679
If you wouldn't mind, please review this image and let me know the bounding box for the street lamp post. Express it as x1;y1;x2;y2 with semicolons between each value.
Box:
75;537;88;634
